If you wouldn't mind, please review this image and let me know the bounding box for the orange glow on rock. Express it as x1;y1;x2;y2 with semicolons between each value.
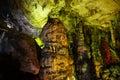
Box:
101;37;115;66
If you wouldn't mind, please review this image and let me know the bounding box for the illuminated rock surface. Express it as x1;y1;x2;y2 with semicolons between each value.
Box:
0;0;120;80
9;0;120;30
39;18;75;80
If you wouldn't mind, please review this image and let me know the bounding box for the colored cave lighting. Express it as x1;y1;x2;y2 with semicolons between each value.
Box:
35;37;44;49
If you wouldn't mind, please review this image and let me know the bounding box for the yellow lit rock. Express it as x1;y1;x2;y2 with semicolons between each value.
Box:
10;0;120;30
35;37;44;49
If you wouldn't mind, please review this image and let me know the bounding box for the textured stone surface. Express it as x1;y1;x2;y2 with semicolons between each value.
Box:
39;18;75;80
9;0;120;30
7;31;40;75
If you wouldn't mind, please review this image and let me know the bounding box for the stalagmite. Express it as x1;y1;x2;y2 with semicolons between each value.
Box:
39;18;75;80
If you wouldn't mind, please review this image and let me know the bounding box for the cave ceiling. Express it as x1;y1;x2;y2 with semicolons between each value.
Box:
3;0;120;32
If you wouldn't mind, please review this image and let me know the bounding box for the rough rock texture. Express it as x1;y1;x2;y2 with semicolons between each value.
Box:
9;0;120;30
39;18;75;80
70;20;97;80
1;0;120;80
7;30;40;75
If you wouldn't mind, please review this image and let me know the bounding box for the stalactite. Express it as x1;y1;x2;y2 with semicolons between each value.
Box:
72;20;97;80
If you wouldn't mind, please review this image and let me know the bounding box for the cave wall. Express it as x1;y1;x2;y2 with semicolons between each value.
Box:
0;0;120;80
